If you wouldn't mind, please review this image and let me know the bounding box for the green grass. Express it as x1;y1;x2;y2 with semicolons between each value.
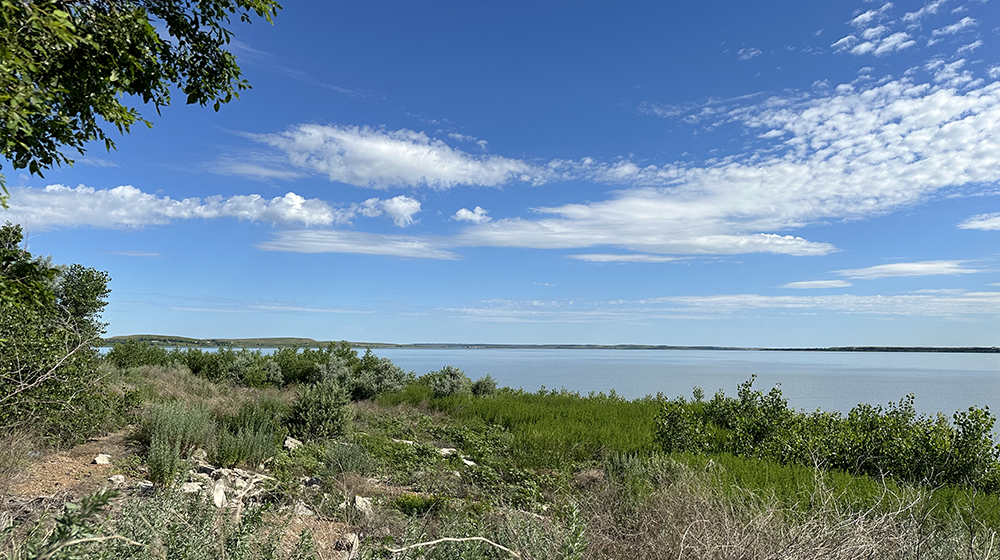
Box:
381;384;661;469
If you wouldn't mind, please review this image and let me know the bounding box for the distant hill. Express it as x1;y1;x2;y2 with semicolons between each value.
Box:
99;335;999;352
100;334;325;348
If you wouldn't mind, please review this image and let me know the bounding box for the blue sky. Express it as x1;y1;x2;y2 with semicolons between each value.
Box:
5;0;1000;346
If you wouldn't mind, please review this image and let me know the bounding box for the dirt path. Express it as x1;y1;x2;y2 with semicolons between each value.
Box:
9;429;140;501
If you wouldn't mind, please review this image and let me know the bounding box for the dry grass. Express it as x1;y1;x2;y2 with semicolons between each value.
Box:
582;460;999;560
115;364;294;417
0;431;33;498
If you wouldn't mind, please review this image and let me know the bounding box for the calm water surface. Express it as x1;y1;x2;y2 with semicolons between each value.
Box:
370;349;1000;417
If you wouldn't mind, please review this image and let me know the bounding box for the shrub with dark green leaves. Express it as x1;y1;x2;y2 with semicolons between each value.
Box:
287;380;351;440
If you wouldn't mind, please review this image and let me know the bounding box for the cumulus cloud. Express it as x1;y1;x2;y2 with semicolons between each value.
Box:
958;213;1000;230
356;196;422;227
255;124;543;189
781;280;852;289
834;260;980;279
7;185;344;229
453;206;492;224
256;230;459;260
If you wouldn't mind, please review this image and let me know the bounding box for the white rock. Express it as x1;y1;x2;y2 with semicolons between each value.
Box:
391;438;415;445
293;501;314;516
93;454;112;465
108;474;126;485
461;457;477;467
438;448;457;456
213;480;227;508
354;496;374;517
284;436;303;450
181;482;203;493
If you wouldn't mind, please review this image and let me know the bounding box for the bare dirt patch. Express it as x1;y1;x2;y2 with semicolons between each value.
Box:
9;428;140;500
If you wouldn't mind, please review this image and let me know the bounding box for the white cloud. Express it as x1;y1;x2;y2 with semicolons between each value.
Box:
214;161;304;181
834;260;980;279
256;230;459;260
453;206;492;224
958;212;1000;230
107;251;161;257
932;16;977;36
256;124;544;189
471;77;1000;257
567;254;682;263
76;157;119;168
738;47;762;60
381;196;422;227
903;0;948;22
781;280;852;289
957;40;984;54
926;58;980;87
444;290;1000;323
7;185;345;229
872;32;917;55
850;4;893;28
663;291;1000;317
356;195;422;227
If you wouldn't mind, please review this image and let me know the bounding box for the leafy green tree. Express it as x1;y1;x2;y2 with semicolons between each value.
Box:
0;222;115;443
0;0;281;207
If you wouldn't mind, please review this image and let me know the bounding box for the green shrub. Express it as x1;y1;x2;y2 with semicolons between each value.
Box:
147;436;183;486
654;377;1000;491
105;339;170;369
287;380;351;440
422;365;472;398
324;442;372;476
139;401;215;459
471;375;498;397
10;489;315;560
393;493;446;516
1;223;115;445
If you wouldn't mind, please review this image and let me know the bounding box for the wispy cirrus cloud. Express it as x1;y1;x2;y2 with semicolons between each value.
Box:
567;254;682;263
834;260;981;279
781;280;852;289
106;251;162;257
959;213;1000;231
442;290;1000;323
256;230;459;260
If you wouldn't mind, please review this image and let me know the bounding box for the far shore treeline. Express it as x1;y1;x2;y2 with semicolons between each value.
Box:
101;334;1000;353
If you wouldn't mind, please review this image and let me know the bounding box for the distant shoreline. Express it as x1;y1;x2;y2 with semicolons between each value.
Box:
100;335;1000;353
